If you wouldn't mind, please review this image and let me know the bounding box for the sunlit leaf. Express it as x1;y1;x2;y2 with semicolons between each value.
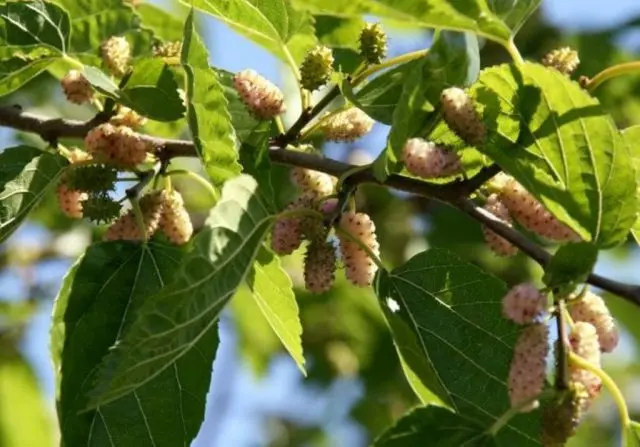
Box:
375;248;539;446
622;125;640;244
487;0;541;36
181;10;241;187
88;175;274;408
51;241;216;446
136;3;184;42
374;405;496;447
248;248;305;374
626;421;640;447
0;146;67;243
0;45;60;96
184;0;317;69
472;62;637;247
542;242;598;291
290;0;516;45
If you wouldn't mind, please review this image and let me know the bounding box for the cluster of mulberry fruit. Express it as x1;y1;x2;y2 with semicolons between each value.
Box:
271;166;380;293
502;283;618;444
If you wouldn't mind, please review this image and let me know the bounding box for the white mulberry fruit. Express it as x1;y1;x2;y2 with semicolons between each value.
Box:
321;108;374;141
440;87;486;146
61;70;93;104
508;324;549;412
482;194;518;257
569;291;618;353
158;190;193;245
57;183;87;219
233;69;285;119
304;241;337;294
502;283;547;325
338;211;380;287
401;138;461;179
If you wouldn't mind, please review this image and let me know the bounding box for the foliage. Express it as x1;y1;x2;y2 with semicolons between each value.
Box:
0;0;639;446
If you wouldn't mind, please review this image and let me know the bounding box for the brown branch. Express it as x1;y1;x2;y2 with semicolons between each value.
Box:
1;105;639;306
455;198;640;305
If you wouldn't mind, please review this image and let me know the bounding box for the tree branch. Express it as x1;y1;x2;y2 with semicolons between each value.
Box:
454;198;640;305
0;104;639;306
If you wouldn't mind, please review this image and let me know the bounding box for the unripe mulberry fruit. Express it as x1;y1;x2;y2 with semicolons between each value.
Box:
158;190;193;245
233;69;286;119
291;167;336;199
101;36;131;77
482;194;518;257
338;211;380;287
61;70;93;104
401;138;461;179
153;40;182;58
541;381;590;446
110;105;148;129
57;183;87;219
499;178;580;242
569;322;602;400
507;324;549;412
359;23;387;65
300;45;334;91
304;241;337;294
542;47;580;76
440;87;486;146
84;123;150;167
104;192;164;242
569;291;618;353
502;283;547;324
321;108;374;142
81;193;121;223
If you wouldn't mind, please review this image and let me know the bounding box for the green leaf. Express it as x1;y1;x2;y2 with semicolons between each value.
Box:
0;346;54;447
185;0;316;68
231;286;282;375
290;0;517;45
88;174;274;408
1;0;69;52
622;125;640;244
315;15;363;73
248;248;305;374
83;60;185;121
626;421;640;447
375;248;539;446
51;0;152;63
0;146;68;243
374;405;496;447
121;58;185;121
135;3;184;42
373;31;480;180
0;45;60;96
542;242;598;291
51;241;216;447
181;10;241;187
473;62;637;247
487;0;541;36
349;60;420;125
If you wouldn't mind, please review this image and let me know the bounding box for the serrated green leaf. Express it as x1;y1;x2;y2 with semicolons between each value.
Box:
473;62;637;247
0;146;68;243
248;248;305;374
51;241;216;447
622;125;640;244
375;248;539;446
626;421;640;447
0;346;54;447
51;0;152;64
135;3;184;42
181;10;241;187
542;242;598;291
88;175;274;408
81;65;120;95
184;0;316;69
121;58;185;121
0;45;59;96
1;0;69;52
374;405;496;447
290;0;515;45
373;31;480;180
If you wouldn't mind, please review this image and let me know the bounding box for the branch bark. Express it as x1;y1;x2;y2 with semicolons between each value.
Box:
1;104;639;306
